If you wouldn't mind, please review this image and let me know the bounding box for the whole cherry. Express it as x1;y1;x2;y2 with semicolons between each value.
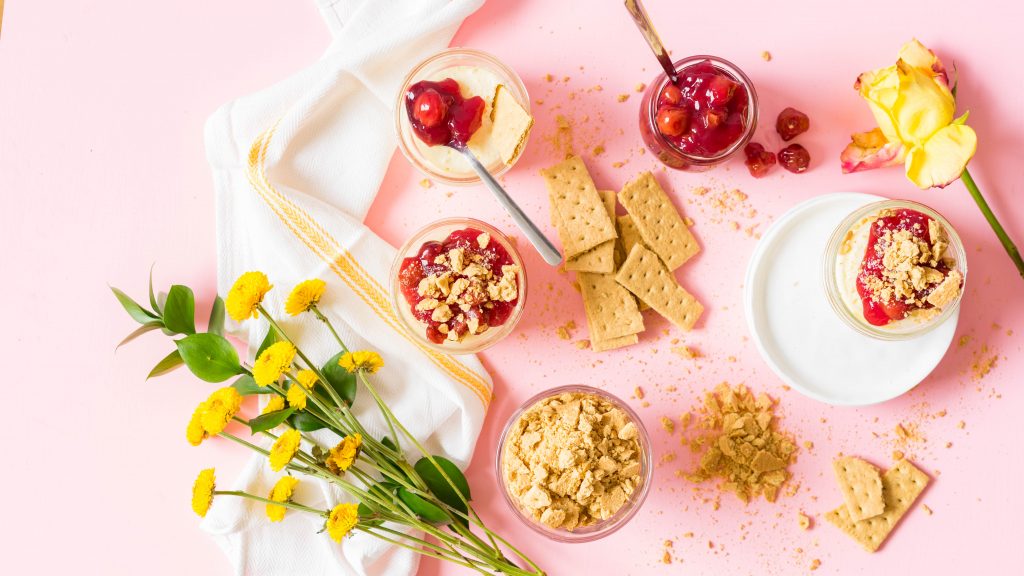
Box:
776;107;809;141
743;142;776;178
657;106;690;137
412;89;448;129
778;143;811;173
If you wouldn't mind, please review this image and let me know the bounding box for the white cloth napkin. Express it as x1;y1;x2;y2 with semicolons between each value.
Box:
201;1;490;574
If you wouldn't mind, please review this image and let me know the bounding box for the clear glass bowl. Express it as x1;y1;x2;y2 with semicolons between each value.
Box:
395;48;531;186
495;385;653;543
822;199;968;340
638;55;758;171
389;217;527;354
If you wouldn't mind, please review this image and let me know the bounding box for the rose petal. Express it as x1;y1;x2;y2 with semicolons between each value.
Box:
840;128;906;174
857;65;903;144
898;39;949;89
890;60;955;144
904;123;978;189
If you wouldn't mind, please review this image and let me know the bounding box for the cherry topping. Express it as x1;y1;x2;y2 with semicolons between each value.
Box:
776;107;810;141
657;106;690;137
412;89;447;128
650;60;750;157
743;142;776;178
778;144;811;173
405;78;485;150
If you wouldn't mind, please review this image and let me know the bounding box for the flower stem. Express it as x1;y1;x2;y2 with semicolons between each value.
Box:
962;167;1024;279
214;490;326;516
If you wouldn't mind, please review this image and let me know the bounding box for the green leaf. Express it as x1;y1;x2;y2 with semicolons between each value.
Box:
247;407;296;434
116;321;164;349
231;374;274;395
381;436;399;452
148;264;160;313
175;333;242;383
320;351;357;406
398;488;449;524
208;295;226;336
415;456;471;524
256;325;279;358
162;285;196;335
111;286;159;324
289;410;328;432
147;349;184;379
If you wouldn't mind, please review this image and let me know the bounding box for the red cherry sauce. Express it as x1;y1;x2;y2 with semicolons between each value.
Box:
398;227;518;344
855;209;950;326
655;61;749;157
405;78;485;150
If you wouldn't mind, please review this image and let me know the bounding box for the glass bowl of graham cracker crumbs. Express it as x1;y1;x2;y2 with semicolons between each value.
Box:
496;385;652;542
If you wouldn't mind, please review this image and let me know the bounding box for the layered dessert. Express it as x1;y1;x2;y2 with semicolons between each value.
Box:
398;227;521;345
398;50;534;182
836;207;964;329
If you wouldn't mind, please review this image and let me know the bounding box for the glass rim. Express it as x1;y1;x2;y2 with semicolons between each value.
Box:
494;384;653;543
394;47;531;186
822;198;968;340
388;217;527;354
643;54;759;164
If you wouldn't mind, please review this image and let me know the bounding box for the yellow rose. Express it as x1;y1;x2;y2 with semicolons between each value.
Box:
841;39;977;189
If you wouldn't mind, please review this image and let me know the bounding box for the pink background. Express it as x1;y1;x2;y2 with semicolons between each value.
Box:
3;0;1022;573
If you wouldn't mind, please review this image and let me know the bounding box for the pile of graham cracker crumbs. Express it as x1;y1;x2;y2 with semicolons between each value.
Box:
501;392;643;531
684;383;798;503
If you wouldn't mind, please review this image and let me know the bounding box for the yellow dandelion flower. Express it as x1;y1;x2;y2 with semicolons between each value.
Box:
266;476;300;522
284;279;326;316
192;468;216;517
338;351;384;374
326;434;362;475
262;395;286;414
199;387;242;436
186;401;210;446
326;502;360;542
226;271;273;322
286;384;307;410
269;429;302;472
295;369;318;389
252;341;297;386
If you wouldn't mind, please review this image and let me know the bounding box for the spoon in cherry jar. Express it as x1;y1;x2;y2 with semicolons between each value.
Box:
404;80;562;267
624;0;679;85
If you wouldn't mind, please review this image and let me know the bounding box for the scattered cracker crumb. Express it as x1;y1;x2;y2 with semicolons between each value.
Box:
611;161;624;168
957;420;965;429
680;412;692;429
616;94;630;103
958;335;972;348
641;401;650;408
684;216;695;227
923;504;933;515
635;82;646;92
671;346;702;359
634;386;645;400
970;345;998;380
574;339;590;350
544;74;554;82
803;441;814;450
892;450;905;461
810;559;821;571
945;441;953;448
592;144;606;156
661;416;675;434
761;51;772;62
419;179;433;189
555;320;576;341
661;550;671;564
798;512;812;530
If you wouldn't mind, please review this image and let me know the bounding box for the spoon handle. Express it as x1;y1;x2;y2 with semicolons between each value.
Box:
624;0;678;84
459;149;563;266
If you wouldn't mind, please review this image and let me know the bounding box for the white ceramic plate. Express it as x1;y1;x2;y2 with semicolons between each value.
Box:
743;192;958;406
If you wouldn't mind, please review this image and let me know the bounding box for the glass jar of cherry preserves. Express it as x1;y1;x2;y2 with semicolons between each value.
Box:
639;55;758;171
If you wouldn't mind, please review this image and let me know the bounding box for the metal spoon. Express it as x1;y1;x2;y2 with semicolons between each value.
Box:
458;148;562;266
624;0;678;84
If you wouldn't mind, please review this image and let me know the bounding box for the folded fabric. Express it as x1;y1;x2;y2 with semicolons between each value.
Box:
201;1;489;574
